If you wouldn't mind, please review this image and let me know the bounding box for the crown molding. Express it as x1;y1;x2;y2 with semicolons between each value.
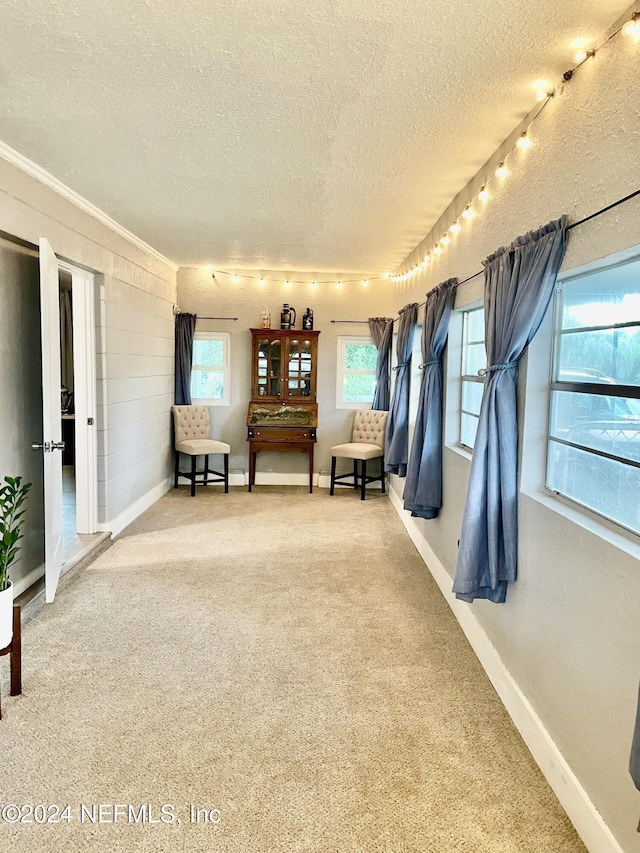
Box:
0;140;179;271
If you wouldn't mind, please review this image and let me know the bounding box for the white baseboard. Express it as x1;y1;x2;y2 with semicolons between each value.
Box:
388;485;624;853
246;472;319;487
98;477;172;538
12;565;45;598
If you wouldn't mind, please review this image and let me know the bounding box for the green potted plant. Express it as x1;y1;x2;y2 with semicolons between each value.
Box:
0;476;32;649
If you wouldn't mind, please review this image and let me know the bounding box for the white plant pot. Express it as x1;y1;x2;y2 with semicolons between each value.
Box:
0;582;14;649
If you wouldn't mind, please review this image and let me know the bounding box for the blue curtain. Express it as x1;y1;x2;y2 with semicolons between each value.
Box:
453;217;568;603
368;317;394;411
403;280;457;518
174;313;196;405
385;303;418;477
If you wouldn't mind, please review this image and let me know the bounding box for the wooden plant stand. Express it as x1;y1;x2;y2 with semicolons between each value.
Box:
0;605;22;720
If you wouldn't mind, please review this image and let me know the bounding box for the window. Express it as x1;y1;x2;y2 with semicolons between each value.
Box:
336;336;378;408
190;332;230;405
460;306;485;449
546;256;640;535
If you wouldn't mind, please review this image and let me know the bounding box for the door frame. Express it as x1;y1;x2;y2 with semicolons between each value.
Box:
57;259;98;534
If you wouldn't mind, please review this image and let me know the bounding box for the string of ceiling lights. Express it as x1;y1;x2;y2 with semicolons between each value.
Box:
391;9;640;282
204;9;640;291
205;267;390;290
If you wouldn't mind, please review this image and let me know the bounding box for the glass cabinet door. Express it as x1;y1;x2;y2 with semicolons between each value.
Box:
256;336;282;398
286;337;313;398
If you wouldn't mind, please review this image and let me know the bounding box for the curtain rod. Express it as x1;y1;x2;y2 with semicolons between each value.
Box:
407;187;640;314
330;319;370;324
196;316;238;321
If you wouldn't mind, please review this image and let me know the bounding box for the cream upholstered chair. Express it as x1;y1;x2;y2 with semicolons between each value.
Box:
171;405;230;497
330;409;388;500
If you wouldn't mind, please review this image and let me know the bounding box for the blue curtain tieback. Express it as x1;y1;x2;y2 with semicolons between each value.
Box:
419;359;440;370
392;361;410;372
477;360;518;377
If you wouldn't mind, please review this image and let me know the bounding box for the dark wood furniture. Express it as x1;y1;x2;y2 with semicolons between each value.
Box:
247;328;320;492
0;605;22;720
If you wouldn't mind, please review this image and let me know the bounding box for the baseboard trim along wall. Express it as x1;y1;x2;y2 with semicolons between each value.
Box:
246;472;320;487
388;485;624;853
12;564;45;599
99;477;173;538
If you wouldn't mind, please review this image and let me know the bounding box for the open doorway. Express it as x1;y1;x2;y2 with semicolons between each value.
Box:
57;261;100;565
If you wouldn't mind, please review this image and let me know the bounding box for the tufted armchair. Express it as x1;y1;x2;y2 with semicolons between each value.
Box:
171;405;231;496
330;409;388;500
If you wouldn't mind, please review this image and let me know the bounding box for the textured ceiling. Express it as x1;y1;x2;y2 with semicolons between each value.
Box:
0;0;632;271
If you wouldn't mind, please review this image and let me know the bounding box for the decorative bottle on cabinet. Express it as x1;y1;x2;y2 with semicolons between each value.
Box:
302;308;313;330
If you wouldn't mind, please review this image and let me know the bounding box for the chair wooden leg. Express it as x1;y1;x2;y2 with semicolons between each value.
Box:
353;460;359;490
10;605;21;697
174;450;180;488
203;455;209;487
361;460;367;500
190;455;197;497
381;460;386;494
224;454;229;493
330;456;336;495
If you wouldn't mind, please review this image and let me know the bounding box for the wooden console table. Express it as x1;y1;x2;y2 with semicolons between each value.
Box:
0;605;22;720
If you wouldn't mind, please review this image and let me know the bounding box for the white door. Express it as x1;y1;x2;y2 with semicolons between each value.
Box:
37;237;64;602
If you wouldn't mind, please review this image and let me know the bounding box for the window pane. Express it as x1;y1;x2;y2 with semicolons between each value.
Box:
345;343;377;371
343;373;376;403
547;441;640;534
464;342;486;376
191;369;224;400
550;390;640;464
462;380;484;416
193;339;223;367
466;308;485;342
561;261;640;330
558;327;640;386
460;413;479;449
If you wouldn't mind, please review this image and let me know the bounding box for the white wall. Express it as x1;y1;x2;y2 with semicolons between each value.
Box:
386;15;640;853
177;268;396;480
0;154;177;535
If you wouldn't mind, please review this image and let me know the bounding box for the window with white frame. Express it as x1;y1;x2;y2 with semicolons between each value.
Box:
336;336;378;408
460;306;485;449
190;331;230;405
546;255;640;535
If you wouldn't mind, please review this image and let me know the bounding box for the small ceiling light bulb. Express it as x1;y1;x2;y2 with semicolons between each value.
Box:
517;131;533;150
462;205;475;220
433;244;442;255
623;13;640;40
495;162;508;178
536;89;547;101
450;221;461;234
383;271;390;278
258;278;265;286
441;234;450;245
423;254;430;263
284;280;291;288
336;280;342;288
574;49;587;62
310;281;317;289
362;279;369;287
478;186;489;202
232;274;239;283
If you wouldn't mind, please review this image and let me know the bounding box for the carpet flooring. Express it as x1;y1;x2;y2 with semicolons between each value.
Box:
0;486;586;852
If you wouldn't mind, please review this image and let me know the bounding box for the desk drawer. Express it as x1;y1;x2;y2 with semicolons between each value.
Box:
248;427;315;441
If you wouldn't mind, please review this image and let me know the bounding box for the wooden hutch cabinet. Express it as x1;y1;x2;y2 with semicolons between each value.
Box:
247;328;320;492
